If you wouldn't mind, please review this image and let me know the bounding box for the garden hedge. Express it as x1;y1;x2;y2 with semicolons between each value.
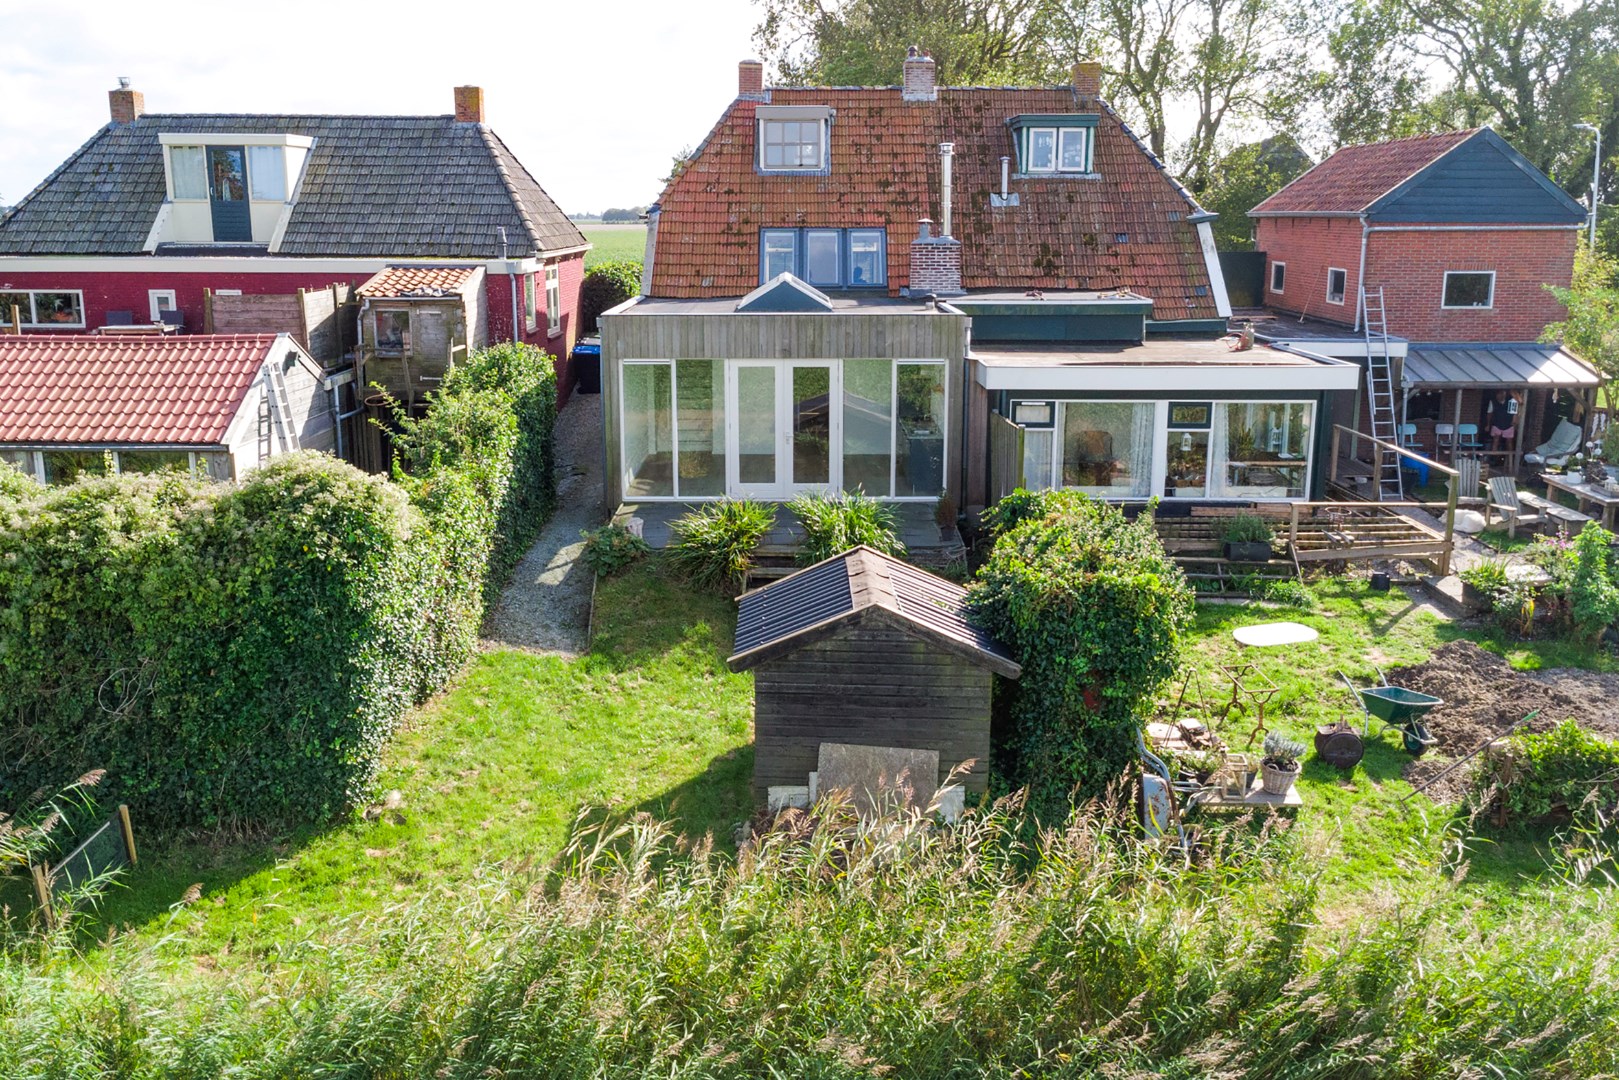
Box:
578;259;642;333
0;343;557;829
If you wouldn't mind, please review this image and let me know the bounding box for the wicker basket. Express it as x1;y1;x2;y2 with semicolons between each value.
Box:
1261;762;1299;795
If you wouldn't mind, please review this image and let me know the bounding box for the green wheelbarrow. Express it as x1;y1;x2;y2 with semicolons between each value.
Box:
1338;669;1443;756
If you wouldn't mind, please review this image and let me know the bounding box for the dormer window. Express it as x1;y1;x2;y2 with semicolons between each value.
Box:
155;132;312;246
1008;115;1098;176
756;105;832;173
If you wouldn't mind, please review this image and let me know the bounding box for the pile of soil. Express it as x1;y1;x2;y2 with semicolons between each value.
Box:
1383;641;1619;802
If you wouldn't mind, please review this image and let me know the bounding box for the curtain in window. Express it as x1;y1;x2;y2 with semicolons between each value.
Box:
1060;401;1153;496
247;146;287;200
170;146;207;199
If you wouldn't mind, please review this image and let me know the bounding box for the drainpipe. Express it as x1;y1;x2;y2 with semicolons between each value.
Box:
500;226;519;343
939;143;955;238
1354;215;1369;333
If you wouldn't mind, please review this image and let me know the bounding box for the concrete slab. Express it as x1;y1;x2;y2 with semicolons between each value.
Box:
815;742;939;817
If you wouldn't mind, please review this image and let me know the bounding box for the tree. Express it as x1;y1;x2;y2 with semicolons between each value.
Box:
1544;244;1619;411
1201;135;1312;248
1311;0;1434;148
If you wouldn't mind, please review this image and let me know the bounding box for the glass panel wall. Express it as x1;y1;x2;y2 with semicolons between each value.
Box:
675;359;725;497
43;451;109;485
1;449;31;476
842;359;892;495
622;363;673;497
895;362;946;496
1212;401;1312;498
118;451;192;476
736;366;777;486
1060;402;1153;497
791;365;832;486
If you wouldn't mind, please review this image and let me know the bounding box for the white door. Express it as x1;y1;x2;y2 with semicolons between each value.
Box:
726;360;841;497
727;362;782;497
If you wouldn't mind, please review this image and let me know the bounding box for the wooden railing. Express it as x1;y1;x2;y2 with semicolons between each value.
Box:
1326;423;1459;575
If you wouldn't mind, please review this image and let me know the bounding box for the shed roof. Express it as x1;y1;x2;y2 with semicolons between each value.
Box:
358;265;484;298
0;114;586;258
1402;344;1600;389
0;333;291;445
727;546;1021;678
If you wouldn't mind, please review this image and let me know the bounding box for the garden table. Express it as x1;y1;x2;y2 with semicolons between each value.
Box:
1541;473;1619;530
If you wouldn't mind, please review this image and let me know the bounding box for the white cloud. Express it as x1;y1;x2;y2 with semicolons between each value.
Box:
0;0;760;214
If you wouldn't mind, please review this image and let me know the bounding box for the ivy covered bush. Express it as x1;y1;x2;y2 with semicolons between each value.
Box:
969;489;1193;816
579;259;643;332
1472;720;1619;821
0;344;557;829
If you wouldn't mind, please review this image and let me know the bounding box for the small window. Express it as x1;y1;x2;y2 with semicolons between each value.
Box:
804;230;841;286
148;290;178;323
759;119;824;170
1058;127;1091;172
1443;271;1495;309
545;264;561;336
0;290;86;328
375;310;410;355
1270;261;1286;294
848;230;886;286
170;146;208;200
1013;400;1055;428
523;273;537;332
1027;127;1058;172
247;145;287;201
1326;268;1347;306
762;230;798;280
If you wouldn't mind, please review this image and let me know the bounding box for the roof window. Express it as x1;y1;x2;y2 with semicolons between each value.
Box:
1007;114;1098;177
756;105;833;173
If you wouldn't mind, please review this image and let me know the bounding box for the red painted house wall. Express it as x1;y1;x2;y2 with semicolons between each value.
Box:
1364;227;1574;342
1253;217;1362;328
0;268;372;334
481;252;586;403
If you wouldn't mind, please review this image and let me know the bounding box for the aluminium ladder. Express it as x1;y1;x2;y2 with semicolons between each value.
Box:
263;365;300;456
1359;286;1402;500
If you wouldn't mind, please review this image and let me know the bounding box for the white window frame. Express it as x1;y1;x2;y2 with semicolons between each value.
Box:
148;290;178;323
1442;270;1496;310
523;272;538;333
1026;127;1059;173
0;289;86;329
1210;399;1316;501
757;119;826;172
1270;261;1286;294
545;264;561;337
1325;267;1347;306
1023;400;1157;498
1057;127;1092;173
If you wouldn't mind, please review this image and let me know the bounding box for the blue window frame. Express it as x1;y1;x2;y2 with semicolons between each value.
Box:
758;228;886;288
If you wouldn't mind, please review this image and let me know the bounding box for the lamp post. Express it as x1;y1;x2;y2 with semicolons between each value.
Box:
1576;122;1601;248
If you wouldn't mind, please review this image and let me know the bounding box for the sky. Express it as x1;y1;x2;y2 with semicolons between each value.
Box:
0;0;761;215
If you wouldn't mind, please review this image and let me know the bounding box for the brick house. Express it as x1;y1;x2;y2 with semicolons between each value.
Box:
0;84;589;404
601;53;1358;540
1247;128;1598;485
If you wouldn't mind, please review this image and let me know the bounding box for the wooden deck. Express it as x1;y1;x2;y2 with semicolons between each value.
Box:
614;501;967;570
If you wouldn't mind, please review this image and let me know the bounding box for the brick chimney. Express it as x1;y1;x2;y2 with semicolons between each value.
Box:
909;218;963;296
902;46;936;102
1072;60;1102;104
454;85;485;124
108;78;144;125
739;59;767;102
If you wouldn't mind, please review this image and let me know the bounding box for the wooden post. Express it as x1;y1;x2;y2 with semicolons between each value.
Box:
1451;389;1464;458
8;303;19;335
1289;500;1299;552
203;288;215;333
296;287;311;352
1330;425;1342;488
1440;465;1460;577
30;863;53;930
117;804;138;867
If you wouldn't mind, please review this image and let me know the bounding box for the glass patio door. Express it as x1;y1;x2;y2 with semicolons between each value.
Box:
787;361;837;494
728;362;781;497
726;361;840;497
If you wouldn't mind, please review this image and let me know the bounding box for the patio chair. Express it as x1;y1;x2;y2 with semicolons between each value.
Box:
1457;423;1483;451
1523;419;1583;467
1483;474;1544;538
1434;423;1456;456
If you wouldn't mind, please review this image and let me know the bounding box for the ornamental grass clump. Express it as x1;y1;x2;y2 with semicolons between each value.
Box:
788;489;906;564
969;489;1193;816
6;797;1619;1076
667;498;775;592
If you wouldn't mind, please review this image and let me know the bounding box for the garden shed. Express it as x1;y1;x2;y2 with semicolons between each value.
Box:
728;546;1021;800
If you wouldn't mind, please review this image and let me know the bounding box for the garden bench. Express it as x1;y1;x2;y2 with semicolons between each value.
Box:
1483;475;1544;538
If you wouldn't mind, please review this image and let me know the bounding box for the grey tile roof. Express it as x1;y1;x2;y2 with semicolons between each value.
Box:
0;114;587;259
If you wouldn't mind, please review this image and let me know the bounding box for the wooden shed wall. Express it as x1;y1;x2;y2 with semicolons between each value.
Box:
751;620;994;797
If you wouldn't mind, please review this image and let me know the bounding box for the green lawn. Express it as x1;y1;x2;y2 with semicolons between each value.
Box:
89;560;752;961
61;562;1609;969
580;223;646;268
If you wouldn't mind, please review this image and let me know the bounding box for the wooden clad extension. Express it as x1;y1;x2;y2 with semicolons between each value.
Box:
729;546;1020;798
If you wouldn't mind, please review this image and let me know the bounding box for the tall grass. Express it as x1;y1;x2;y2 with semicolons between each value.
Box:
789;490;906;564
666;498;775;592
4;796;1617;1077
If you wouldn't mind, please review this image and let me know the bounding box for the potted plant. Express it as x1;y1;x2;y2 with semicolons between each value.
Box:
1220;514;1276;563
1458;559;1508;615
1260;732;1306;795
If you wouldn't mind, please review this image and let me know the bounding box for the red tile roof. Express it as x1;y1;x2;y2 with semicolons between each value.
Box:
1249;130;1478;216
0;334;280;445
357;265;482;297
650;87;1219;318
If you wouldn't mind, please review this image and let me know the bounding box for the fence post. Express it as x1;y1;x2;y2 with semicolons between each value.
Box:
1440;469;1459;577
117;804;138;866
30;863;54;930
1289;501;1300;552
1330;426;1342;489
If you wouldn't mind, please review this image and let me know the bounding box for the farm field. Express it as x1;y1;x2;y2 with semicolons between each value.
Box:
579;222;646;267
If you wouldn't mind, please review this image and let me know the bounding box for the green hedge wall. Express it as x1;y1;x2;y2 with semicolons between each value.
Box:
0;343;557;829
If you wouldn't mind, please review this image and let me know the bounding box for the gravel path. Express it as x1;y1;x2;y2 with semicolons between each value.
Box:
481;394;604;656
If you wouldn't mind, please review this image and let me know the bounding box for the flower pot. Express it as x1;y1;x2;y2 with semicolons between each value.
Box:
1261;761;1299;795
1223;541;1273;563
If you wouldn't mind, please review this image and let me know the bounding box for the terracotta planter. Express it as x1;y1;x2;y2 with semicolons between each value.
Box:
1261;762;1299;795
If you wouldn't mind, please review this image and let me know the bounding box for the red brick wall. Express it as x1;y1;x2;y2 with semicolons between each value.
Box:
1365;227;1575;342
1253;217;1362;328
0;268;370;334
